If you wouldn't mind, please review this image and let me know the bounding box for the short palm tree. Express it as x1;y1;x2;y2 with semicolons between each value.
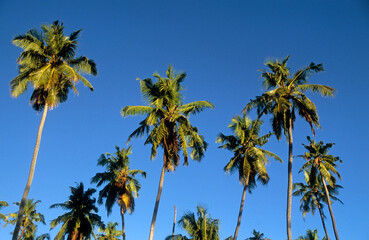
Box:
296;229;321;240
246;229;270;240
0;200;9;225
91;146;146;240
96;222;123;240
121;65;214;240
50;182;104;240
10;21;97;239
5;199;45;240
166;206;220;240
216;115;281;240
299;137;342;240
293;169;343;240
244;56;335;240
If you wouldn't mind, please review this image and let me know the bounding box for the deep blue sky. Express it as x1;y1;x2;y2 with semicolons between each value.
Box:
1;0;368;239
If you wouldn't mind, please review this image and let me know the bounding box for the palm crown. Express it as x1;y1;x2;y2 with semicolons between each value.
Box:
96;222;123;240
91;146;146;215
244;56;335;138
217;115;282;188
121;64;214;171
10;20;97;111
50;182;103;240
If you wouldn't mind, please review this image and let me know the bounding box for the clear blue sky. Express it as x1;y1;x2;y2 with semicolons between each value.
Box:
1;0;368;239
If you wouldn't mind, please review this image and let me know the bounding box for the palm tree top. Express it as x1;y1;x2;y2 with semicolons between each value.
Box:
11;20;97;111
244;56;335;139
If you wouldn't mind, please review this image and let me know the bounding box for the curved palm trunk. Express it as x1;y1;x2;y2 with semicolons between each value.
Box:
322;178;339;240
12;105;48;240
317;203;330;240
286;120;293;240
121;205;126;240
149;164;166;240
233;184;248;240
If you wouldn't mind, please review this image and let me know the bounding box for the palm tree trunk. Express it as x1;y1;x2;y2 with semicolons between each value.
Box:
317;204;330;240
18;225;26;240
121;205;126;240
12;105;48;240
233;184;248;240
286;119;293;240
322;177;339;240
148;164;166;240
172;205;177;236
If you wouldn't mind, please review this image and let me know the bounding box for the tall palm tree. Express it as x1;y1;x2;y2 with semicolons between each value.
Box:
0;200;9;225
50;182;104;240
166;206;220;240
10;21;97;239
91;146;146;240
299;137;343;240
96;222;123;240
296;229;321;240
121;65;214;240
244;56;335;240
216;115;281;240
5;199;45;240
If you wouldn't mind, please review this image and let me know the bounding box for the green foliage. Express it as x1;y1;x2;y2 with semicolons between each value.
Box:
246;229;270;240
168;206;220;240
0;200;9;224
5;199;46;239
96;222;123;240
50;182;104;240
244;56;335;139
10;20;97;111
217;115;281;191
121;65;214;171
296;229;320;240
91;145;146;215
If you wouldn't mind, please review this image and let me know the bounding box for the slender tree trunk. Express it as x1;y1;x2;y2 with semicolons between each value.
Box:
148;164;166;240
317;203;330;240
233;183;248;240
12;105;48;240
286;119;293;240
172;205;177;237
121;205;126;240
322;177;339;240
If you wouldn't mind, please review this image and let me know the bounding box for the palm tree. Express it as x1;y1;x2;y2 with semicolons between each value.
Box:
5;199;45;240
91;146;146;240
0;200;9;225
216;115;281;240
299;137;343;240
246;229;270;240
244;56;335;240
166;206;220;240
296;229;321;240
121;65;214;240
96;222;123;240
10;21;97;239
50;182;104;240
293;169;343;240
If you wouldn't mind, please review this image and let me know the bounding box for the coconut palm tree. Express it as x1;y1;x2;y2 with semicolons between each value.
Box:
91;146;146;240
299;137;343;240
10;21;97;239
96;222;123;240
293;168;343;240
246;229;270;240
166;206;220;240
244;56;335;240
0;200;8;225
50;182;104;240
216;115;281;240
296;229;321;240
121;65;214;240
5;199;45;240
